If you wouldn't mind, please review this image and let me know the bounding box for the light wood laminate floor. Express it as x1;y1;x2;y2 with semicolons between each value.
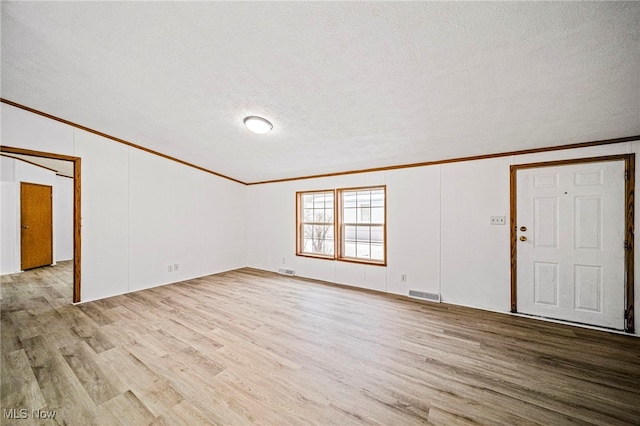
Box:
1;262;640;425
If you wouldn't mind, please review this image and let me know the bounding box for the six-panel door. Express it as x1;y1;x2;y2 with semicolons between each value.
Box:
516;161;625;329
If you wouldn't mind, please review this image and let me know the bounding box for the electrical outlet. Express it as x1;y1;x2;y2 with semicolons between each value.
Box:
168;265;173;272
490;216;506;225
282;258;286;264
174;263;179;271
401;274;407;282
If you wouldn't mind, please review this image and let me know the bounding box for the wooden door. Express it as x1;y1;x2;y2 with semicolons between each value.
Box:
20;182;53;270
516;160;625;329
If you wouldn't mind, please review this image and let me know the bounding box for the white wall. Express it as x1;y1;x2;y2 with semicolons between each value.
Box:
73;129;130;300
1;103;247;301
127;147;247;293
247;141;640;332
1;155;15;182
54;176;74;261
1;181;18;273
439;156;513;312
0;157;17;273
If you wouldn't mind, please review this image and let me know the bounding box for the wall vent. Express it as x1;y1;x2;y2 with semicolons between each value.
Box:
277;268;295;276
408;290;441;303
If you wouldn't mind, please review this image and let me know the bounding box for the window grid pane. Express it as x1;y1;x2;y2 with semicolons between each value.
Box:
371;207;384;223
371;190;385;207
343;192;357;208
303;194;314;208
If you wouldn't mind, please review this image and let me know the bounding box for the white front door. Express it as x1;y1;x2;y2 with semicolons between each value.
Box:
516;160;625;329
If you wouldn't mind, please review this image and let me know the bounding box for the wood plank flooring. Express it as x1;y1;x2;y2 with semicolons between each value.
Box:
2;262;640;425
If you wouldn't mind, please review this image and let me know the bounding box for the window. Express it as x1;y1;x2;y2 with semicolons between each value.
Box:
296;186;386;265
296;190;335;258
338;187;386;264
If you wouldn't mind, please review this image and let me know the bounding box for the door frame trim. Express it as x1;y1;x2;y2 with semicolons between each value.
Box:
1;146;82;303
510;154;635;333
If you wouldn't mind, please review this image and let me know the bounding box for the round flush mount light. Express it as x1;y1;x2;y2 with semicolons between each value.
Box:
243;116;273;134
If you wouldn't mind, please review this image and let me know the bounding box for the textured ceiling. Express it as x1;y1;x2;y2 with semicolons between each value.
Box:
2;2;639;183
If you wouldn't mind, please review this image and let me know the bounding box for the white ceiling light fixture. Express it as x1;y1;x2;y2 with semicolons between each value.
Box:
243;116;273;134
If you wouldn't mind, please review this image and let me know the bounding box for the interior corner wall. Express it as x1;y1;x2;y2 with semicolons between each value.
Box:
246;140;640;333
1;103;247;301
127;146;248;293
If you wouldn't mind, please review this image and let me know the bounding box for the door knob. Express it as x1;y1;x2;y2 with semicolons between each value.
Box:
520;226;527;232
519;236;527;242
21;225;29;229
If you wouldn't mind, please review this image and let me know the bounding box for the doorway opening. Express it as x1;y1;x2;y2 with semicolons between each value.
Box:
1;146;81;303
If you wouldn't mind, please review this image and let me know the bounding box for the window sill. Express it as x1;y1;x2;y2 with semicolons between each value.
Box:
296;253;335;261
337;257;387;267
296;253;386;267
